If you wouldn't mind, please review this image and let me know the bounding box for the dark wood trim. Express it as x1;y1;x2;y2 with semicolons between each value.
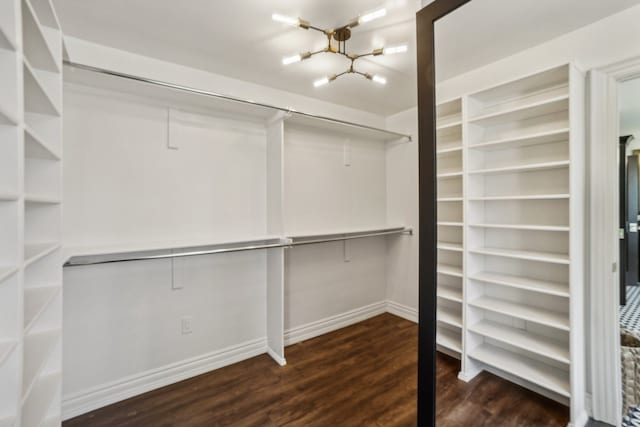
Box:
416;1;473;426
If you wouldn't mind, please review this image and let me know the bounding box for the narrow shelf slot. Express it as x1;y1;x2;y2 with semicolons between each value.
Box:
469;247;569;265
23;286;60;331
469;129;570;151
469;95;568;126
468;320;569;364
469;272;569;298
22;0;59;72
0;340;17;367
24;243;60;267
25;126;60;160
468;343;570;398
22;329;60;401
438;285;462;303
21;372;60;427
470;223;569;232
437;242;463;252
437;306;462;328
469;296;569;331
437;264;463;277
468;160;569;176
437;327;461;353
23;59;60;116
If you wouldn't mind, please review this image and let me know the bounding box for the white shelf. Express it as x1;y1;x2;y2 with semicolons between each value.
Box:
437;242;463;252
0;103;18;126
23;58;60;116
437;327;462;353
21;372;60;427
470;223;569;232
437;121;462;131
0;191;19;201
24;286;60;331
438;285;462;303
24;194;61;205
437;171;463;179
0;340;17;367
468;343;570;398
468;296;569;331
437;306;462;328
468;160;569;176
22;0;59;73
287;226;406;240
0;267;18;284
22;329;60;401
437;112;462;129
437;264;463;277
24;243;60;267
469;271;569;297
25;126;60;161
468;320;569;364
469;129;570;151
0;22;16;51
437;222;463;227
469;247;569;265
437;197;463;202
437;146;462;155
468;95;568;126
469;194;569;201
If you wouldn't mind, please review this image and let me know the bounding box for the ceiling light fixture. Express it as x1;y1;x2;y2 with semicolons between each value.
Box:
272;8;407;87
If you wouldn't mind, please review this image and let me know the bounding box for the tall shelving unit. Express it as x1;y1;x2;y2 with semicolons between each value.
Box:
436;63;585;423
436;98;464;358
0;0;63;426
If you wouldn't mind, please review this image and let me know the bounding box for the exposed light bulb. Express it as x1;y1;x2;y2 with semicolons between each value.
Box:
272;13;299;27
359;8;387;24
313;77;330;87
383;44;408;55
372;75;387;85
282;54;302;65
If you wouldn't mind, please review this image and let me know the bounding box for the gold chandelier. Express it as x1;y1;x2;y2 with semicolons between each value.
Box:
272;8;407;87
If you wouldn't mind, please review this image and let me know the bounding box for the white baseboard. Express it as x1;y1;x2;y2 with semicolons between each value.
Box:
385;300;418;323
267;348;287;366
62;337;267;421
284;301;388;346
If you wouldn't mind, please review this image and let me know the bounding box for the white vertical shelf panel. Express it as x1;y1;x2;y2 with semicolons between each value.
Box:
459;63;584;423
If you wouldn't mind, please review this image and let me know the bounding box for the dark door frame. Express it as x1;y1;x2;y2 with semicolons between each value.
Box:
416;1;473;425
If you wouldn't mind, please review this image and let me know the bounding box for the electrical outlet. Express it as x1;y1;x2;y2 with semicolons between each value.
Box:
181;316;193;335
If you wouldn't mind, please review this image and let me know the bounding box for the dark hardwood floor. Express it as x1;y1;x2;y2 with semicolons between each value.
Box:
64;313;569;426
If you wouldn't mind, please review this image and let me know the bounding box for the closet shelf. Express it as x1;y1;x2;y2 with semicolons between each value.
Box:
437;264;463;278
24;194;61;205
0;22;17;51
469;194;569;201
436;121;462;131
437;146;463;155
24;286;60;332
437;242;463;252
0;266;19;284
437;222;463;227
437;197;463;202
287;226;407;240
468;95;568;126
22;329;60;402
469;271;569;298
0;191;19;202
469;223;569;232
24;243;60;267
0;340;17;368
437;307;462;328
468;160;569;176
468;296;569;331
469;128;570;151
27;0;62;30
437;327;462;353
64;61;411;143
25;126;61;160
438;285;462;303
468;344;570;398
468;320;570;364
437;171;463;179
469;247;569;265
21;372;61;427
0;102;18;126
22;0;59;73
23;58;61;116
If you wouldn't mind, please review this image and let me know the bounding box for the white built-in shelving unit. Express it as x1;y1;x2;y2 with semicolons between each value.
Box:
0;0;63;426
436;63;585;423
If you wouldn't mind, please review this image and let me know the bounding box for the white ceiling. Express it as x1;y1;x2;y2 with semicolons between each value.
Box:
53;0;640;116
620;77;640;135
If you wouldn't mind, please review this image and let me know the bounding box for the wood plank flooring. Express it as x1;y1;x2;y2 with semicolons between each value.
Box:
63;313;569;426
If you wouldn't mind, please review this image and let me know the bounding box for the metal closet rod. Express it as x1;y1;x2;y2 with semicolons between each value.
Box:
63;61;412;142
63;228;413;267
